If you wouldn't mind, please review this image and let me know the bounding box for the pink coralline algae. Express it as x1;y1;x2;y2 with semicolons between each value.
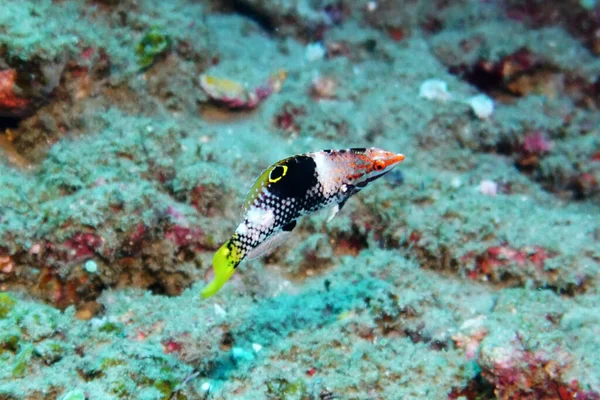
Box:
463;245;553;280
517;131;554;170
165;225;203;249
522;131;553;154
45;232;105;265
162;339;183;354
0;69;30;116
452;323;488;360
479;341;600;400
274;102;306;133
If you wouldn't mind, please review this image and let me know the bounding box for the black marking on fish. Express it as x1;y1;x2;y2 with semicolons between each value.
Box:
268;156;318;200
282;220;296;231
358;169;391;188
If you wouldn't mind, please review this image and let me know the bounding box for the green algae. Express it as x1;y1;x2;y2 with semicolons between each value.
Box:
12;343;34;378
136;27;170;69
98;321;125;335
154;378;189;400
266;378;307;400
0;293;17;319
100;357;126;369
0;329;21;352
35;341;67;364
110;380;130;397
19;308;59;341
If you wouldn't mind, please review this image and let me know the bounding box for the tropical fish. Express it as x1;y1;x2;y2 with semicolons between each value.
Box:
201;147;405;298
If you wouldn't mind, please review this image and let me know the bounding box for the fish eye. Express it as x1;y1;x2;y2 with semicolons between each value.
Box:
374;160;386;171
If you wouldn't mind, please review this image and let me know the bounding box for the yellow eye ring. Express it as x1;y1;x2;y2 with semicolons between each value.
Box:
268;165;288;183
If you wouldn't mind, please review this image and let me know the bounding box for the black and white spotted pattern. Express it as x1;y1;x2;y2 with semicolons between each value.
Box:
230;154;341;262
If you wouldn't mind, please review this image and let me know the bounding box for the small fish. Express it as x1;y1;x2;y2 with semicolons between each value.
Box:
201;147;405;298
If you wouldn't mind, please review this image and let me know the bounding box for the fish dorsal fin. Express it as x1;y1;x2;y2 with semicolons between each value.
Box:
242;166;271;212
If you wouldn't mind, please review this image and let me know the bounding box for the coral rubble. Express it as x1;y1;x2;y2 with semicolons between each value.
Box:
0;0;599;399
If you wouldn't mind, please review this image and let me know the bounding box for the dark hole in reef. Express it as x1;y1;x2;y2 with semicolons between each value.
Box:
448;373;495;400
0;117;20;130
220;331;235;350
495;138;516;156
147;281;169;296
449;64;506;97
429;339;448;351
220;0;275;33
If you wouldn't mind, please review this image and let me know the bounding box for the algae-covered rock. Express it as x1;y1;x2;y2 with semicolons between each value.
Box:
0;0;599;399
20;307;59;341
35;340;67;365
12;343;34;378
0;293;16;318
98;321;125;336
266;378;308;400
0;327;21;352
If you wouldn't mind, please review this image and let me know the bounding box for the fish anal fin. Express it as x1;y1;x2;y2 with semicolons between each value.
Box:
327;204;339;223
246;229;293;260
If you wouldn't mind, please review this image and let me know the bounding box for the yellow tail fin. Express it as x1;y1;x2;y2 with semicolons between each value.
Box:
201;240;242;298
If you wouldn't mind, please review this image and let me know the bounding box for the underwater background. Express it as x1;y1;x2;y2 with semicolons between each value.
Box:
0;0;599;399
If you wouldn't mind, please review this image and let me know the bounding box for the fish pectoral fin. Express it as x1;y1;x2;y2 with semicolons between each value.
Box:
327;204;339;223
246;223;295;260
326;199;347;223
201;240;242;299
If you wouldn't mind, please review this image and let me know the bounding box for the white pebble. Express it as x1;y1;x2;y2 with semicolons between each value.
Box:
305;43;326;62
84;260;98;273
478;179;498;196
252;343;263;352
213;304;227;317
467;94;494;119
201;382;211;392
419;79;452;102
451;177;462;188
232;347;255;361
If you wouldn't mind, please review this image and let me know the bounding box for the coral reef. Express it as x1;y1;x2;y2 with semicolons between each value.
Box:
1;0;599;399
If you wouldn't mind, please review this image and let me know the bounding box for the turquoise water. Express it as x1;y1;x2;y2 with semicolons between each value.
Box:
0;1;599;399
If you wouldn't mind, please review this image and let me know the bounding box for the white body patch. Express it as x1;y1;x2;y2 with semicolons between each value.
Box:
246;207;275;228
312;152;337;198
236;223;249;235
